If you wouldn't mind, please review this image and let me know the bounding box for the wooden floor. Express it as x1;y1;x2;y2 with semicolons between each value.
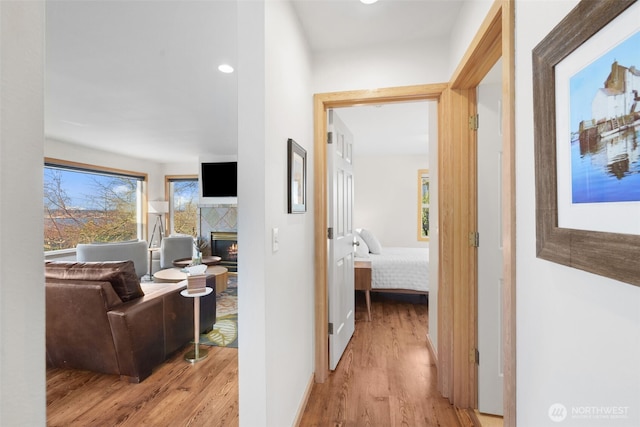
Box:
46;346;239;426
300;292;469;427
47;292;466;426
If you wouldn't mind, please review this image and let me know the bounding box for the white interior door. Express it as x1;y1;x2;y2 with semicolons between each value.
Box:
477;59;504;415
327;109;355;370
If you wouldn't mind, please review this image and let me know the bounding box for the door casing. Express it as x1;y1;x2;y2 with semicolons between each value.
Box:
312;82;446;379
313;1;515;425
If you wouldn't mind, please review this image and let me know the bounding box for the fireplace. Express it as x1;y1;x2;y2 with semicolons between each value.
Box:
210;232;237;272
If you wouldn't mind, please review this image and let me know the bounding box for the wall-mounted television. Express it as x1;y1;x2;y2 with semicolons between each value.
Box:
199;161;237;205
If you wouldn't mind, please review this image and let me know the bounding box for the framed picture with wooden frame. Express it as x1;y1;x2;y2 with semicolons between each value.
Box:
287;138;307;213
417;169;429;241
532;0;640;287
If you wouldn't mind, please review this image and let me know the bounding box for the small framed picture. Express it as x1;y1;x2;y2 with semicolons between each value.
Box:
287;138;306;213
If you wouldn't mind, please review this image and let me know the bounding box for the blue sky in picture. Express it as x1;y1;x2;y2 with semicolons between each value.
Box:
569;30;640;133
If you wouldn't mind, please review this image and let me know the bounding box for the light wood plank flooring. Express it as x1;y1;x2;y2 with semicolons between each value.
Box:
46;346;238;426
47;292;465;426
300;292;468;427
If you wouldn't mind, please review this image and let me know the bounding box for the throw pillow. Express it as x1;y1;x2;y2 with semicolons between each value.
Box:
355;234;369;258
359;228;382;254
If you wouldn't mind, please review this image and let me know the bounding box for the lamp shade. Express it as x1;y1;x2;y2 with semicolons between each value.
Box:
148;201;169;214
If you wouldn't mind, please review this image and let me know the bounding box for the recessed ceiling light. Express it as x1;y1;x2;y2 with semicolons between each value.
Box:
360;0;379;4
218;64;234;74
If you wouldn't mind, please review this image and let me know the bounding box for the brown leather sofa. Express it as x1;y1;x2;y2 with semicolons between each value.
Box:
45;260;216;382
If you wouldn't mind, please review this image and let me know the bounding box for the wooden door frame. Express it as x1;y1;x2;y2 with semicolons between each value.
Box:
312;83;446;378
313;1;515;424
443;1;515;422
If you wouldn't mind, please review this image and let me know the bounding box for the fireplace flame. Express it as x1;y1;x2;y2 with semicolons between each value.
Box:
228;243;238;257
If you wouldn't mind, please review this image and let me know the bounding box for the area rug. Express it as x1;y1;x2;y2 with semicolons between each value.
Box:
200;275;238;348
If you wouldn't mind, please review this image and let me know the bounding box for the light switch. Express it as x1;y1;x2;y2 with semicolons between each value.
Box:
272;227;279;252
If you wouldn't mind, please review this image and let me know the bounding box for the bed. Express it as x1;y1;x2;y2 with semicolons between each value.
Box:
367;247;429;293
355;228;429;294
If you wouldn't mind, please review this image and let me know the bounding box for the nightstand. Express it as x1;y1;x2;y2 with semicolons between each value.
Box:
354;259;372;321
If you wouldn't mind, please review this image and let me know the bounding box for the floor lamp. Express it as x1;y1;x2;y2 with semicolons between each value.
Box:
148;201;169;248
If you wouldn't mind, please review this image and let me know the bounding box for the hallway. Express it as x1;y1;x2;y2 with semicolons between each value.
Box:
300;292;468;426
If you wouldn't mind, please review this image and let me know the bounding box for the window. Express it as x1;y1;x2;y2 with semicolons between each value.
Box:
418;169;430;241
167;176;198;236
44;160;146;252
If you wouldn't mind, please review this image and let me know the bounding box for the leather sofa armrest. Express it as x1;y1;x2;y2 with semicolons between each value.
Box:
107;297;165;383
46;280;123;375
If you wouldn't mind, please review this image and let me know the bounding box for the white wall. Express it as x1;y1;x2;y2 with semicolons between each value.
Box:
264;1;315;425
162;162;198;177
354;155;428;248
516;1;640;426
238;1;315;426
0;1;46;424
237;1;268;423
447;0;494;77
313;38;450;93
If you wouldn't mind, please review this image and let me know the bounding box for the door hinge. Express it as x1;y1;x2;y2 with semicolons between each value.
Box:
328;322;334;335
468;232;479;247
472;348;479;364
327;131;333;144
328;227;334;240
469;114;479;130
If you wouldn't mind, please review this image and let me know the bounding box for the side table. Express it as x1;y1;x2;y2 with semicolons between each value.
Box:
355;259;372;321
154;266;228;294
180;286;213;363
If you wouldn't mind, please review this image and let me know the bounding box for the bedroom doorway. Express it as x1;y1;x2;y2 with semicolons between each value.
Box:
313;3;515;422
312;84;444;384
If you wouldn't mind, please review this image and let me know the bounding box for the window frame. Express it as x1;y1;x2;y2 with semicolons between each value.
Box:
44;157;148;254
165;175;199;237
417;168;430;242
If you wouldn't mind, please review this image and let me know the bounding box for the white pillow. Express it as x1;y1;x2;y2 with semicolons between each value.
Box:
359;228;382;254
355;234;369;258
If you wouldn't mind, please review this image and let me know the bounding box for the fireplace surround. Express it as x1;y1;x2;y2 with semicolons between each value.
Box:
210;232;237;272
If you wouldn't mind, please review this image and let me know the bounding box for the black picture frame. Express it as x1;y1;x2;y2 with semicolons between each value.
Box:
532;0;640;287
287;138;306;213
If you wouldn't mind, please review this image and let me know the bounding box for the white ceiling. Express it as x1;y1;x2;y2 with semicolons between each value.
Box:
46;0;238;163
291;0;463;52
45;0;464;163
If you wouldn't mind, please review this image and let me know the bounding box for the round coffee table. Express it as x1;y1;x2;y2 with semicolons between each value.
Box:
153;265;228;293
172;256;221;268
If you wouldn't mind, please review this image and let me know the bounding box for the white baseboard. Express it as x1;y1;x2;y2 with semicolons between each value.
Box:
293;373;315;427
426;333;438;367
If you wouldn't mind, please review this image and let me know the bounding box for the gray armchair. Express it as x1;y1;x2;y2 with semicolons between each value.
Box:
76;240;149;278
160;235;194;269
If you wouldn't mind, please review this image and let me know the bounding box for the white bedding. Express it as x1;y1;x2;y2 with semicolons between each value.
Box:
366;247;429;292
